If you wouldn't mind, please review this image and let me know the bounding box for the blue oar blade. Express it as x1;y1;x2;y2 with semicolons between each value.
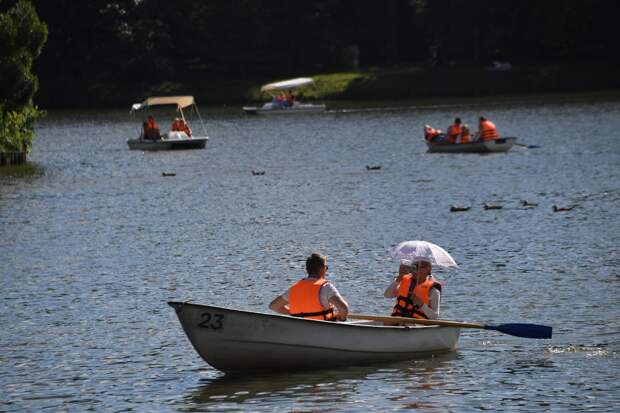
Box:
486;323;552;339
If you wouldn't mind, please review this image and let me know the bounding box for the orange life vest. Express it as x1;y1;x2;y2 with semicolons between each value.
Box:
460;132;471;144
171;119;191;136
447;124;462;143
147;119;158;130
392;275;442;319
289;278;336;321
480;120;499;141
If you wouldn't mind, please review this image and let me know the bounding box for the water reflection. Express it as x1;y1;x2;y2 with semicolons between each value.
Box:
0;162;44;179
182;353;458;411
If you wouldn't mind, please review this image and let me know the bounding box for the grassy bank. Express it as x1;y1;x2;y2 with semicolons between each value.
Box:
35;62;620;109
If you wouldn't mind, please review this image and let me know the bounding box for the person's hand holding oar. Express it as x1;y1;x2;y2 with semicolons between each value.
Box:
348;314;552;339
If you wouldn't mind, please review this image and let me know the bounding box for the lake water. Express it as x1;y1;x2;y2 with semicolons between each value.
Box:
1;95;619;412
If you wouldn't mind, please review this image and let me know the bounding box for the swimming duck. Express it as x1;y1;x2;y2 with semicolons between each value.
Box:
521;200;538;207
162;172;176;177
366;165;382;171
251;170;266;176
553;205;574;212
483;203;503;210
450;205;471;212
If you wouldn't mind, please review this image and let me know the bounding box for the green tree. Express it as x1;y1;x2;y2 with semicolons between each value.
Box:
0;0;47;154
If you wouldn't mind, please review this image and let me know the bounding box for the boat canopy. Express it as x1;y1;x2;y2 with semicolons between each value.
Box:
131;96;195;111
260;77;315;92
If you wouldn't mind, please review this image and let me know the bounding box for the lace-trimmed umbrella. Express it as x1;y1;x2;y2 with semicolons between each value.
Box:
386;240;458;268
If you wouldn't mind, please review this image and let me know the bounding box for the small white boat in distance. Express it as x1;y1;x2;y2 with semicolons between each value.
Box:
128;95;208;150
426;137;517;153
168;302;460;373
243;77;326;115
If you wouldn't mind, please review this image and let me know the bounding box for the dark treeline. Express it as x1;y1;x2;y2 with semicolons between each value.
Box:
24;0;620;106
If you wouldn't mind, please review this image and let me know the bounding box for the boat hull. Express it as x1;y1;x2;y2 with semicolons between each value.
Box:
243;104;326;115
426;137;517;153
168;302;460;373
127;137;207;151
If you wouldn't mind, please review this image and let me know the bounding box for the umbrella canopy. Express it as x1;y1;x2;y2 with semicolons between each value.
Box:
387;240;458;268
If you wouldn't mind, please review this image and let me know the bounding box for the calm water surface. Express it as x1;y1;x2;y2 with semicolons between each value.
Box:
1;95;619;412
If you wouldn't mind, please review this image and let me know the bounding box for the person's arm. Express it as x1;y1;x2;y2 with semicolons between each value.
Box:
328;294;349;321
321;282;349;321
268;295;290;315
384;276;402;298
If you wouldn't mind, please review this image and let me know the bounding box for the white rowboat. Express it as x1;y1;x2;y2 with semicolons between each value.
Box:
168;302;460;373
426;137;517;153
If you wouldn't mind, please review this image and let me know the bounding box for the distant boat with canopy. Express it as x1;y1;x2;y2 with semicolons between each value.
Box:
128;96;208;150
243;77;326;115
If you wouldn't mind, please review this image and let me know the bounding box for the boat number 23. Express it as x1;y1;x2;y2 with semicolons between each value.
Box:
198;312;224;330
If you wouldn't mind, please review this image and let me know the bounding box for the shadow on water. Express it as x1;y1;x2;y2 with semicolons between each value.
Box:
0;162;44;180
182;352;459;408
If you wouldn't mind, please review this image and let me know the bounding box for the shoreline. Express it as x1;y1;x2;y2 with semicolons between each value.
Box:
35;63;620;110
37;90;620;114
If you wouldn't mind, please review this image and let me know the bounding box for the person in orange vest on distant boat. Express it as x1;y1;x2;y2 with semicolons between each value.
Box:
286;89;295;107
171;117;192;137
384;258;442;320
143;115;160;140
269;252;349;321
424;124;442;142
458;124;472;144
478;116;499;141
446;117;462;143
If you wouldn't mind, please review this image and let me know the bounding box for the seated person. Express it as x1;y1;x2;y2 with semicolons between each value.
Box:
286;90;295;107
424;124;443;142
384;259;442;321
143;115;161;140
170;117;192;137
478;116;499;141
458;124;472;144
273;94;285;108
446;117;462;143
269;252;349;321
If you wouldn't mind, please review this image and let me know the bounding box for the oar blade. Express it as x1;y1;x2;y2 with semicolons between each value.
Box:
487;323;552;339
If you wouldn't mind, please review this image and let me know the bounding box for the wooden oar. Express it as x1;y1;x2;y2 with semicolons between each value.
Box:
514;142;541;149
349;314;552;339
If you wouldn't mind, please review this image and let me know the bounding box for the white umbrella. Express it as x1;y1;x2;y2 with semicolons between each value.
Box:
387;240;458;268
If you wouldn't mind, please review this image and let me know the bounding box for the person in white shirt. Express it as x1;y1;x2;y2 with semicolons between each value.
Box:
384;259;441;320
269;252;349;321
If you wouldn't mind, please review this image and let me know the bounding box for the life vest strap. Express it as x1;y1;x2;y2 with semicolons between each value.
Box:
291;308;335;320
393;294;429;319
392;306;429;320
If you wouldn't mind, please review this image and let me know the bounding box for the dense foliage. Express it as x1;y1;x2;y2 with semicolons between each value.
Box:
1;0;610;108
31;0;616;85
0;0;47;153
0;104;43;153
